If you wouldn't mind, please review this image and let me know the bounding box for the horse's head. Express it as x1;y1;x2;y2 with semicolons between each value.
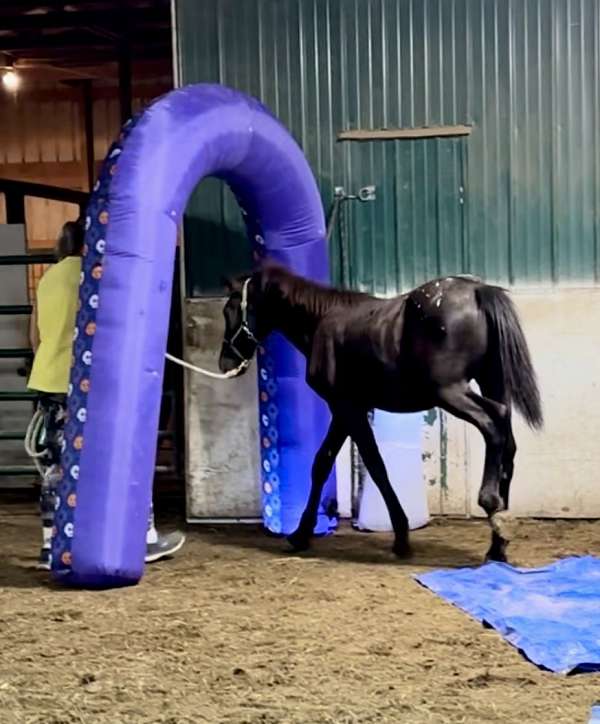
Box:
219;273;260;376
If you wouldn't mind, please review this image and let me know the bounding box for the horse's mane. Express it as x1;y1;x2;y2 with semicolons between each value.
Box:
261;262;369;316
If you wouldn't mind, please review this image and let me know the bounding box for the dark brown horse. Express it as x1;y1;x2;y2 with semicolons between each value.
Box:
219;263;542;562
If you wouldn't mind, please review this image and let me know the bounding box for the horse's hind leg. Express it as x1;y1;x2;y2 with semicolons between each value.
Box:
287;416;347;552
437;383;509;561
479;379;518;561
348;411;411;557
485;420;517;560
500;422;516;501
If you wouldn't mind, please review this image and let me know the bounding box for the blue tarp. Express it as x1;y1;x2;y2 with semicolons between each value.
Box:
415;556;600;674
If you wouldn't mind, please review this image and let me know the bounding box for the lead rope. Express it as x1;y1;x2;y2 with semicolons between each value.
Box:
24;281;252;472
165;352;248;379
25;353;245;475
24;408;47;477
24;347;242;474
23;351;240;475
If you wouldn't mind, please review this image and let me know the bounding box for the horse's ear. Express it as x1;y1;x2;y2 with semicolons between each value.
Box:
221;275;234;294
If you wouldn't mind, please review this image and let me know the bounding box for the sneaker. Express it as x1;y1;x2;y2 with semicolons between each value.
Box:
37;547;51;571
145;530;186;563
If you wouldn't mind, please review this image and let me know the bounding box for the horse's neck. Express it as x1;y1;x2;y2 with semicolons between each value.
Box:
261;270;330;356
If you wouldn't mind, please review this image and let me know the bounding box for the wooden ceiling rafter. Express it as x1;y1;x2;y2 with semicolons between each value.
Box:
0;0;172;82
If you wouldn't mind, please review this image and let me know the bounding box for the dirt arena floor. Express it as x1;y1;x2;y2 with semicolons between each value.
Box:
1;490;600;724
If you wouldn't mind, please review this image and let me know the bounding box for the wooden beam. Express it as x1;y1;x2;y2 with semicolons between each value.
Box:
337;125;473;142
0;0;67;14
3;83;171;104
1;30;168;52
1;35;112;52
0;160;91;188
0;253;54;265
0;178;88;206
0;7;169;32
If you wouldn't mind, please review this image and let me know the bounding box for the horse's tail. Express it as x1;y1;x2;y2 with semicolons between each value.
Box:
476;285;543;429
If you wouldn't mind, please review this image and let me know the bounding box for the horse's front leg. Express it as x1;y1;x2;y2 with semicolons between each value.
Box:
349;412;411;557
287;416;347;552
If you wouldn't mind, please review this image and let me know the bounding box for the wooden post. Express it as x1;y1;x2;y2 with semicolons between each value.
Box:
82;80;95;192
118;39;132;125
4;192;25;225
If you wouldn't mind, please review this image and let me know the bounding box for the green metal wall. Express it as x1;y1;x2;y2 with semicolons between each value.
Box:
176;0;600;296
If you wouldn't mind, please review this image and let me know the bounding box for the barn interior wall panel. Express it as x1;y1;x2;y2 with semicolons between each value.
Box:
177;0;600;293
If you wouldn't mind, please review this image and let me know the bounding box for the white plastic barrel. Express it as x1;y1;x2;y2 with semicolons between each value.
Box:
356;411;429;531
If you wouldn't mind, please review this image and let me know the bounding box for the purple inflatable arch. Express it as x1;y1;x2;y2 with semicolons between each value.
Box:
51;84;336;587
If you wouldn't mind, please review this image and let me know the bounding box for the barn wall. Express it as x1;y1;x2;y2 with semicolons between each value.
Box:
434;288;600;519
177;0;600;293
0;79;171;249
175;0;600;518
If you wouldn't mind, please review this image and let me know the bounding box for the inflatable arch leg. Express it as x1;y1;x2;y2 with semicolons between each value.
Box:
52;84;336;587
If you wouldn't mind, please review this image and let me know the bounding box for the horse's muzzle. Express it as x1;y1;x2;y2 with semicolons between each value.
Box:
218;347;249;376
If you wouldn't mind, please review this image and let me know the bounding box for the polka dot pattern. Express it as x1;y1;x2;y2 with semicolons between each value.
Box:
251;234;283;534
51;113;141;574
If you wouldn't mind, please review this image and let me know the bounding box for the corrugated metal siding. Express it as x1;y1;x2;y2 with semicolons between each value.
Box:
176;0;600;295
339;137;466;295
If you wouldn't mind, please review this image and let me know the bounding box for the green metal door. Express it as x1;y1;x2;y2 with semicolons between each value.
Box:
338;137;467;295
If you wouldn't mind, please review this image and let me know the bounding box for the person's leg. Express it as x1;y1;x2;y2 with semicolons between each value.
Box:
36;392;184;568
37;395;66;570
146;502;158;545
145;500;186;563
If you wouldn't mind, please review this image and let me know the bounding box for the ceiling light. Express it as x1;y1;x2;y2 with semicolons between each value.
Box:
2;69;20;91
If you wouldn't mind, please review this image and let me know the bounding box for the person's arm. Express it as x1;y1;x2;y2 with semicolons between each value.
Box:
29;301;40;353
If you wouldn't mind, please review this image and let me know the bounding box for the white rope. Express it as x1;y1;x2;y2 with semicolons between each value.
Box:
24;409;45;458
25;281;250;481
165;352;248;380
24;408;47;477
23;351;242;479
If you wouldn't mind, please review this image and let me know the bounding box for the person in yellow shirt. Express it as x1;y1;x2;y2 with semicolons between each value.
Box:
29;220;185;570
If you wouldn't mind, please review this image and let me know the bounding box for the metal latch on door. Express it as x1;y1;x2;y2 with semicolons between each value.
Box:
334;185;377;203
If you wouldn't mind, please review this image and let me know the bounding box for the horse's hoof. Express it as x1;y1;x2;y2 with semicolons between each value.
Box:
286;532;310;552
392;541;412;559
489;511;518;542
